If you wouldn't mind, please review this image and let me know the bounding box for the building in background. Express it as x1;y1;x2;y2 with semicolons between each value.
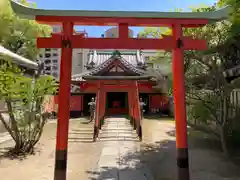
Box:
38;26;167;79
38;25;90;79
37;25;61;79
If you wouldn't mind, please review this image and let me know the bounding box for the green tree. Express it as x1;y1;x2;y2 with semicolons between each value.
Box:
139;4;240;156
0;61;57;154
0;0;51;59
0;0;56;155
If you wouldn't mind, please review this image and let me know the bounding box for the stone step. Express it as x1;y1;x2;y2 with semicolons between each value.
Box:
101;128;134;132
102;122;132;124
98;136;139;141
99;133;138;138
68;138;94;143
69;131;93;134
98;118;138;142
99;130;136;134
103;125;132;127
103;121;131;124
104;120;130;122
99;131;136;135
70;128;94;132
68;136;94;140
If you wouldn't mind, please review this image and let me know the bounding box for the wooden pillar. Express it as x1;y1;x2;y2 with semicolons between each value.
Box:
94;82;101;140
128;88;133;125
99;88;106;127
80;95;84;116
148;94;151;113
133;81;142;140
54;22;73;180
172;24;189;180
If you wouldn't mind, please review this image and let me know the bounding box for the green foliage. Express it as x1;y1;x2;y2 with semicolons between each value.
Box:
140;3;240;155
0;61;57;154
187;92;219;124
217;0;240;36
138;27;172;38
0;0;52;59
0;0;55;154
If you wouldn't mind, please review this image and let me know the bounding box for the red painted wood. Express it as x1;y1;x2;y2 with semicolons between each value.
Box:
95;82;104;128
37;36;206;50
36;15;208;27
149;95;168;109
79;82;152;93
119;23;129;39
128;88;133;118
55;22;73;151
108;108;128;114
70;96;83;111
133;81;141;123
99;85;106;121
172;24;188;149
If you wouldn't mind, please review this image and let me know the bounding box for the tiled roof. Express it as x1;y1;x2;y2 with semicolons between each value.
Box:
88;56;145;76
71;71;90;81
87;50;145;68
72;50;147;81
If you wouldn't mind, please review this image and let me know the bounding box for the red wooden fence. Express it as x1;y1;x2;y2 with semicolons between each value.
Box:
45;95;83;112
149;95;169;109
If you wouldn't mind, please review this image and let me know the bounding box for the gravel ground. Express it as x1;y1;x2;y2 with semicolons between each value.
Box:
0;117;240;180
0;118;104;180
140;118;240;180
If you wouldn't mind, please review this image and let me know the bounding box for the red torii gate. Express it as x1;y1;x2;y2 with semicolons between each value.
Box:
10;1;228;180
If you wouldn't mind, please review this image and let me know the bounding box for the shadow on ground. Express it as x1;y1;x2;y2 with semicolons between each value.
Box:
0;145;43;161
86;122;240;180
86;140;177;180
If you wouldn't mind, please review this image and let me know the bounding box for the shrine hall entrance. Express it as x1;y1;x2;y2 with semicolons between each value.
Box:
106;92;128;115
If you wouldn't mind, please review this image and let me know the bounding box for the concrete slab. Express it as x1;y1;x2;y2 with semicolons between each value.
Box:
90;118;154;180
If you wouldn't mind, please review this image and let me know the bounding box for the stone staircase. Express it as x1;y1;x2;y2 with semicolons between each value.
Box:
68;120;95;143
98;117;139;142
90;117;154;180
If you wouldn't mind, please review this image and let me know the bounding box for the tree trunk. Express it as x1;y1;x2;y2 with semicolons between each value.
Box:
5;99;21;149
219;93;230;156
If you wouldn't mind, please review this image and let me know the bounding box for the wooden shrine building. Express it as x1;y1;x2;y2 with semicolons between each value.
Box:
62;50;170;117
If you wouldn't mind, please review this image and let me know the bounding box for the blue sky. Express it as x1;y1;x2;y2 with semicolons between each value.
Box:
32;0;217;36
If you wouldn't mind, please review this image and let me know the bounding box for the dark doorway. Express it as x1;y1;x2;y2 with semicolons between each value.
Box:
83;93;96;116
106;92;128;115
139;93;149;114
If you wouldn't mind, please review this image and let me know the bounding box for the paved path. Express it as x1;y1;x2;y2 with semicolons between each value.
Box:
90;118;154;180
0;132;11;144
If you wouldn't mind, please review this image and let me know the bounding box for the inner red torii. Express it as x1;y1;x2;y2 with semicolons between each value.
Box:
10;1;229;180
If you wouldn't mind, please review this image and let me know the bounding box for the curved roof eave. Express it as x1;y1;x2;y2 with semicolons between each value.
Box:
0;45;38;70
10;0;229;22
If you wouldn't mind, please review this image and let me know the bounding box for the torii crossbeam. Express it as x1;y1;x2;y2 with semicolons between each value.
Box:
10;1;228;180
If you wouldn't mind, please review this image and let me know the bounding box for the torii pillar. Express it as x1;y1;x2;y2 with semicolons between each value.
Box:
54;22;73;180
172;24;189;180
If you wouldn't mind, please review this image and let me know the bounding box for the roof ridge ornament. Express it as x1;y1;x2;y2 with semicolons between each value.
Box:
112;50;121;57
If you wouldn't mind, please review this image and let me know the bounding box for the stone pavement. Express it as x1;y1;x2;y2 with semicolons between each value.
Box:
89;117;154;180
0;132;11;144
